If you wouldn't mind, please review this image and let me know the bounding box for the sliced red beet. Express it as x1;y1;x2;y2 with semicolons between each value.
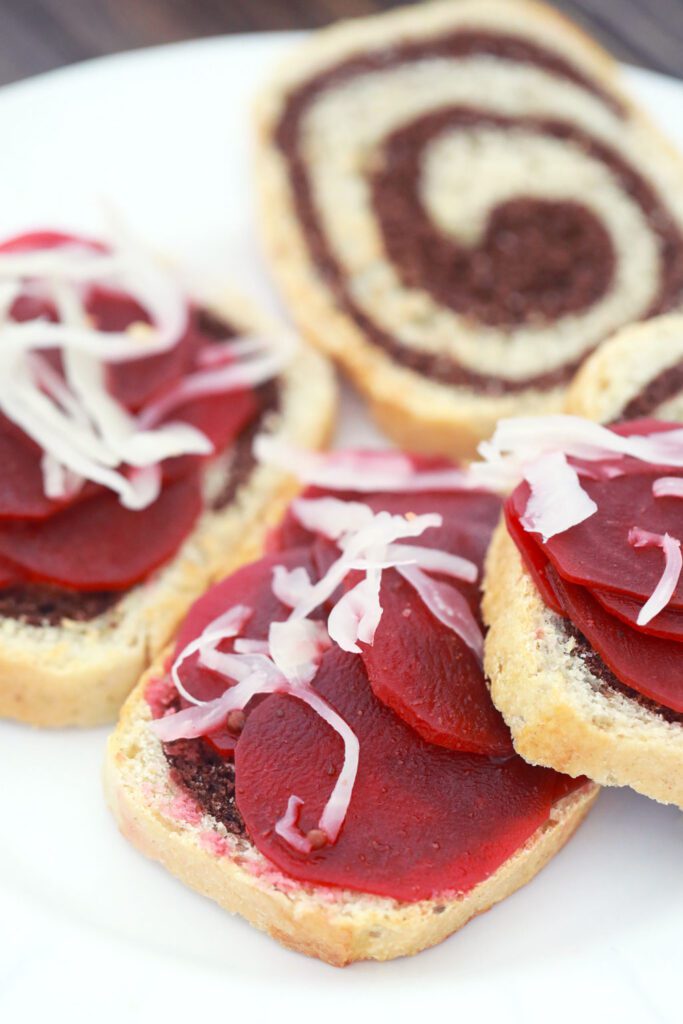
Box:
548;567;683;713
235;647;577;902
0;421;72;520
503;498;563;615
360;569;513;755
592;587;683;642
0;473;202;590
512;471;683;608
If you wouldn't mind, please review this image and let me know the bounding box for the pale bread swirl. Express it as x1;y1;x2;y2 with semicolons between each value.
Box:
255;0;683;458
0;296;336;728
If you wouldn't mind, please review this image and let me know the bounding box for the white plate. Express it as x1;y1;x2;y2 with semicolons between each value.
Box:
0;34;681;1024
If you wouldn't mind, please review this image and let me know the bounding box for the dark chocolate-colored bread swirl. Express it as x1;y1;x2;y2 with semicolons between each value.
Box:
257;0;683;456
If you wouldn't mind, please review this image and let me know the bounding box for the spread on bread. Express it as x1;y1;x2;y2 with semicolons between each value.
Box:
492;416;683;716
0;229;284;620
146;448;584;902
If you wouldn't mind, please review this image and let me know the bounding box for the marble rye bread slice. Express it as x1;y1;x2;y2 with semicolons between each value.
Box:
255;0;683;458
566;313;683;424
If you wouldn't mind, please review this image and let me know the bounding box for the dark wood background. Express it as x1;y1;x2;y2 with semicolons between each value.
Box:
2;0;683;87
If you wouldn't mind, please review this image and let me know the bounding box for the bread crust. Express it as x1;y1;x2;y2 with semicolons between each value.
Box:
253;0;683;458
483;522;683;808
565;313;683;422
0;297;336;728
105;663;597;966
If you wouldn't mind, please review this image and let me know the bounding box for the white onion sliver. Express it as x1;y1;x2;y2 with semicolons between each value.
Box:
482;415;683;475
274;796;312;854
327;570;383;653
170;604;252;705
653;477;683;499
272;564;314;608
520;451;597;542
397;563;484;663
268;619;331;685
628;527;683;626
254;435;484;493
387;543;478;583
292;497;374;539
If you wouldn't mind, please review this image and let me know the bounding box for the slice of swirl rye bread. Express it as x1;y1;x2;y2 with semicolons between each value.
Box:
483;513;683;810
566;313;683;424
0;296;335;729
255;0;683;458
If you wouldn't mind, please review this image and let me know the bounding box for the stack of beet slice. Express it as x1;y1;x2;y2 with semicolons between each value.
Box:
159;469;583;902
506;420;683;713
0;233;268;593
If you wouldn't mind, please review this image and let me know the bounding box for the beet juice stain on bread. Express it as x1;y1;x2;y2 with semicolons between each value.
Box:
0;229;335;727
482;416;683;808
255;0;683;459
105;447;597;966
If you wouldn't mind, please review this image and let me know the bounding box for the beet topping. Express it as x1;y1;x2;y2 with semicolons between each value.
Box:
0;230;274;594
506;419;683;713
235;647;575;902
359;569;514;755
152;461;584;902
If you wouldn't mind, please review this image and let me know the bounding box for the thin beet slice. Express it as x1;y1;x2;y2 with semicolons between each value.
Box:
0;474;202;590
274;479;501;566
361;569;513;755
103;294;201;412
593;586;683;642
0;421;72;520
503;498;563;614
548;567;683;712
235;647;577;902
512;472;683;608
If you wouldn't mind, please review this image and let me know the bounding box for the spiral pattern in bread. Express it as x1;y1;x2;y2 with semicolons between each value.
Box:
257;0;683;454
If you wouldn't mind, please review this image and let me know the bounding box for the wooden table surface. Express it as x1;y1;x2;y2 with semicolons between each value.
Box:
2;0;683;87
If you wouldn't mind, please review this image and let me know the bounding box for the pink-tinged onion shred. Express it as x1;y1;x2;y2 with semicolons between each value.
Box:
397;563;484;663
628;527;683;626
653;477;683;500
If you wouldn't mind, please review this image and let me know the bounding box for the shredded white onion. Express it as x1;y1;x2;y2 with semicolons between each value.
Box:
628;527;683;626
0;231;286;507
653;477;683;499
327;569;383;653
272;564;315;608
255;435;484;492
397;563;484;662
520;451;598;542
481;415;683;484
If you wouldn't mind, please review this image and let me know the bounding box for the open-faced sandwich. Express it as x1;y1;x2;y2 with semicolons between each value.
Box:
483;415;683;808
256;0;683;457
106;445;597;966
0;229;335;727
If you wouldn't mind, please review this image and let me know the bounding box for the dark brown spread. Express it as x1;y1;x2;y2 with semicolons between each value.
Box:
618;359;683;421
164;737;247;837
274;30;683;394
564;621;683;725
